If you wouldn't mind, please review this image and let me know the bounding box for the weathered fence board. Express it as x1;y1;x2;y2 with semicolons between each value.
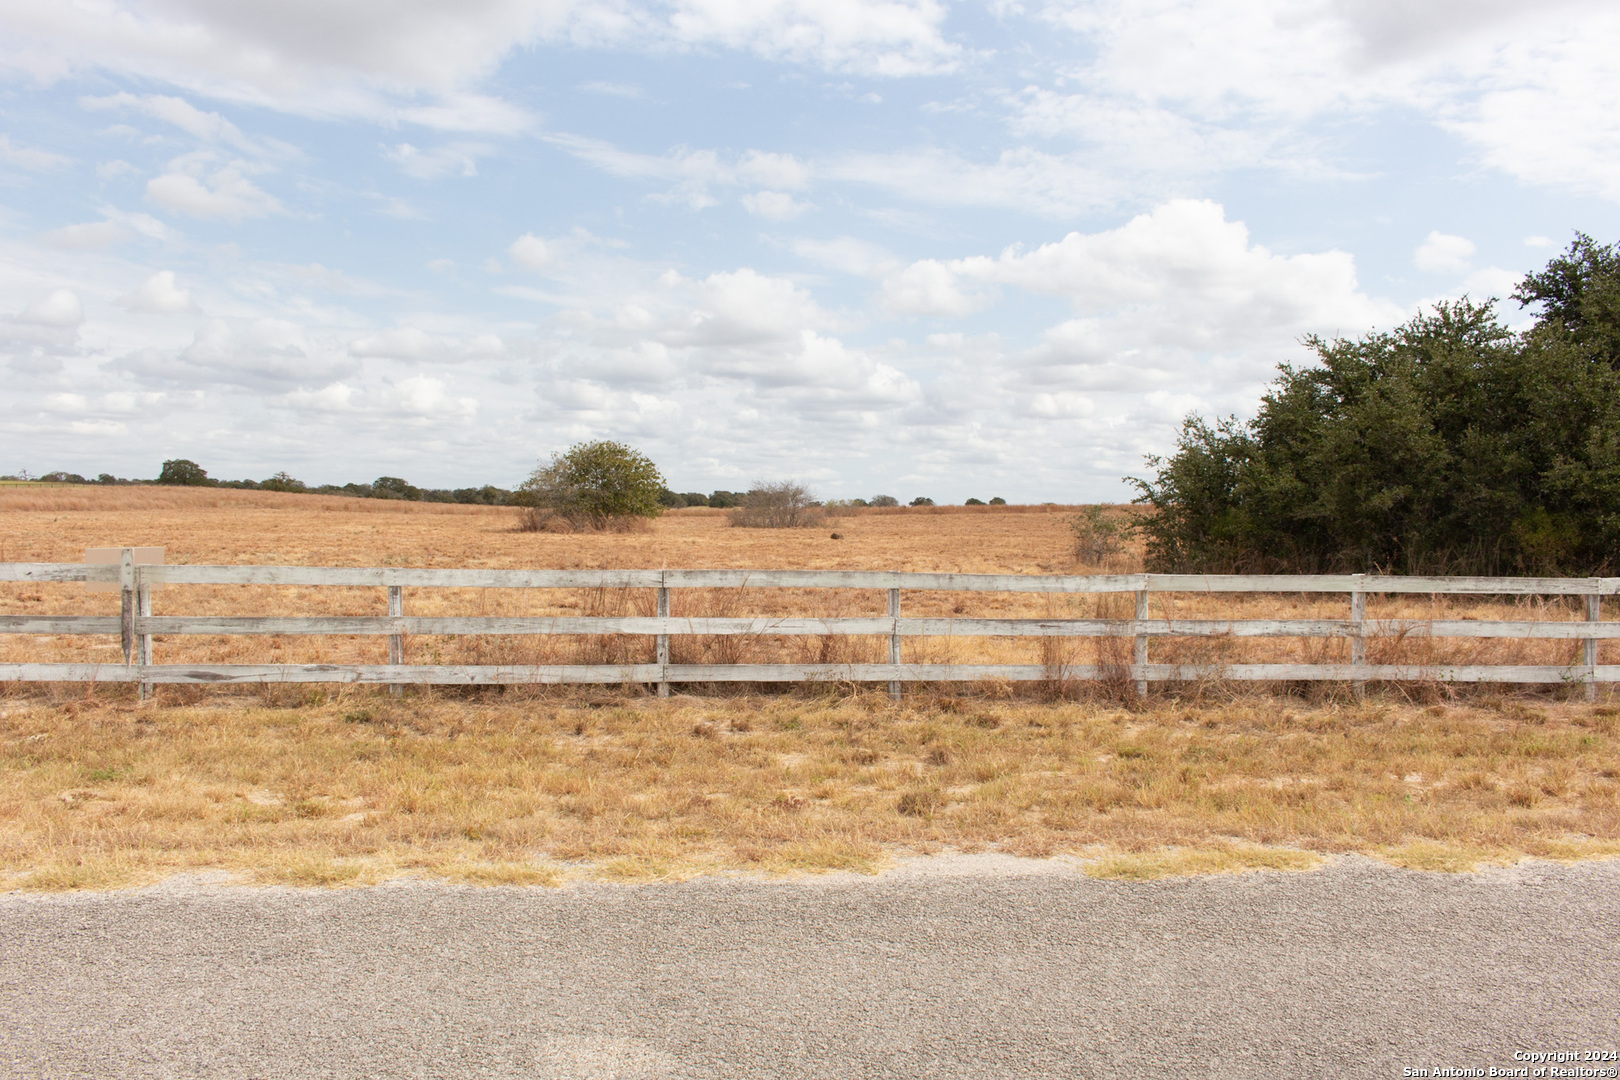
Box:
1;559;1613;694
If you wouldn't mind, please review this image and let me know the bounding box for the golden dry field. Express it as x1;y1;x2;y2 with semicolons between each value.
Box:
1;485;1618;890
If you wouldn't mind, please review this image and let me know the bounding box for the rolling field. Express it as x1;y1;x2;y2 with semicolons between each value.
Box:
1;485;1617;889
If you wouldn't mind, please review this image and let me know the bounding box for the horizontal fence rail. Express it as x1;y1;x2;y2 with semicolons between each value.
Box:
1;558;1614;699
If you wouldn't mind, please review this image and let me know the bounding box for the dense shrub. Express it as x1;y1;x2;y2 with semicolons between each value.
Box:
1131;236;1620;575
909;496;935;507
870;494;899;507
518;440;665;531
729;481;824;528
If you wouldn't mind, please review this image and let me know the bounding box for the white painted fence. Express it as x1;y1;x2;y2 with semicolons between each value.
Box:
1;554;1615;699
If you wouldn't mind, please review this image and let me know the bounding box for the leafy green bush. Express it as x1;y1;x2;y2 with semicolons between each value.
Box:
519;441;665;531
1131;236;1620;575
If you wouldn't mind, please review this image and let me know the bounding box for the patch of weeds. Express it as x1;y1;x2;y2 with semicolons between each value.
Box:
896;788;944;817
254;856;379;887
438;863;562;887
343;709;375;724
19;859;142;892
1086;846;1323;881
1372;842;1502;873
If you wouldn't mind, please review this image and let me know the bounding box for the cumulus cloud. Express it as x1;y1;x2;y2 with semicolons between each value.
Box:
17;289;84;326
881;259;993;317
508;233;552;269
2;289;84;357
389;374;478;419
1027;0;1620;202
347;327;506;362
1414;231;1476;273
116;317;354;389
122;270;197;313
146;152;285;220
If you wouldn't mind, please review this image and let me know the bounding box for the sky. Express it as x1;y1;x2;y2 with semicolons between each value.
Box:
2;0;1619;503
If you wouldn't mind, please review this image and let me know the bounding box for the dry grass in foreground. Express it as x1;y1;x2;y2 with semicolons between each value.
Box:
2;689;1616;891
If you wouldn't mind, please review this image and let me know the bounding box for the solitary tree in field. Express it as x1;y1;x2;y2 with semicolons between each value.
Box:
519;441;665;530
157;459;210;485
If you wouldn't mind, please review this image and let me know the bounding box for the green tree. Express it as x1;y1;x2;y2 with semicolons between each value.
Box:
1131;244;1620;576
519;441;665;530
1512;233;1620;363
260;471;307;493
371;476;422;501
157;459;210;486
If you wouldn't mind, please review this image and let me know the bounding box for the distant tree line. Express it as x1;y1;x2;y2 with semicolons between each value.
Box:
1132;233;1620;575
8;450;1009;513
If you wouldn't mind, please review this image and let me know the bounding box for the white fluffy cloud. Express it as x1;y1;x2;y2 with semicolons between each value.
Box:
1024;0;1620;200
145;152;285;220
1414;231;1476;274
17;289;84;327
122;270;196;313
936;199;1398;340
508;233;552;269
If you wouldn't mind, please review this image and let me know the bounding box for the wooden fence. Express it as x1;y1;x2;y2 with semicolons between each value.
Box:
1;553;1617;699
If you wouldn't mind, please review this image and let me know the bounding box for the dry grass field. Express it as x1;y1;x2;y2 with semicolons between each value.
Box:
1;485;1618;890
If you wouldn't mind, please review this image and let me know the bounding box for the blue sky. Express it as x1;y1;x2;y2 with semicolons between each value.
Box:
3;0;1618;502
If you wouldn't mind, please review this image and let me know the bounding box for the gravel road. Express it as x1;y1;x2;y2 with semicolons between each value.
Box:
2;855;1617;1079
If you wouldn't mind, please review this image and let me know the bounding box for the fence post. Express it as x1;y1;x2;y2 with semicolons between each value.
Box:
388;584;404;696
119;547;135;673
1586;591;1600;703
1133;587;1149;699
888;587;902;701
136;566;153;701
1350;577;1366;700
657;575;670;698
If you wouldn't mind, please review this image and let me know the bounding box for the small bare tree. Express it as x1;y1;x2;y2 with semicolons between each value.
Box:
1069;505;1132;566
729;480;825;528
